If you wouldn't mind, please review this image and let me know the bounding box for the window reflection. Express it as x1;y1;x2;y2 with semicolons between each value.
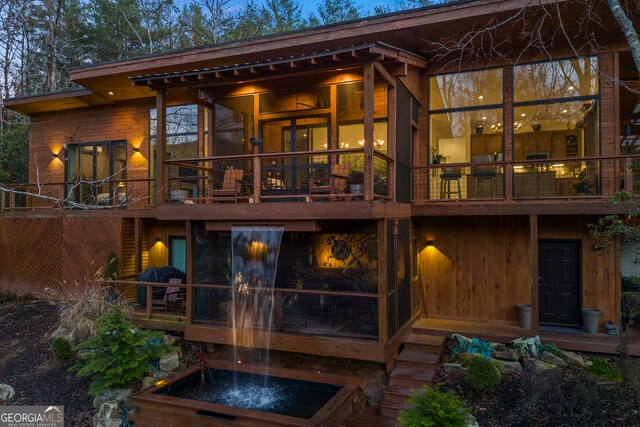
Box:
430;68;503;110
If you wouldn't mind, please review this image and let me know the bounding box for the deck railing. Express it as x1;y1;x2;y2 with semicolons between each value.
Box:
0;178;152;211
164;149;392;203
111;279;380;340
412;155;640;202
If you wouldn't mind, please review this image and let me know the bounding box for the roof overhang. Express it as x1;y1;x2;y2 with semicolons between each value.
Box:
130;42;427;90
3;89;113;115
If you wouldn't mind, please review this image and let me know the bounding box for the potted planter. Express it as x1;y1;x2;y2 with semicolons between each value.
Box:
582;308;601;334
516;304;532;329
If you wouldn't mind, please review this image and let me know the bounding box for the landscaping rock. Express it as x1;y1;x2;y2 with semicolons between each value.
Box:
490;342;507;352
163;334;179;346
96;400;120;419
558;350;586;368
92;389;132;409
492;359;523;375
541;351;568;368
494;348;519;361
451;333;472;348
95;419;122;427
0;384;15;402
527;359;559;373
141;376;156;389
159;351;180;372
444;363;468;377
152;371;169;380
511;336;542;358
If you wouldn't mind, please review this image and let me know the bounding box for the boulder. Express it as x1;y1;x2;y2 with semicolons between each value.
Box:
490;342;507;352
492;359;523;375
540;351;568;368
510;336;542;358
444;363;468;377
163;334;179;346
0;384;15;402
96;400;121;419
141;376;156;389
528;359;559;373
93;389;132;409
152;371;169;380
494;348;519;361
558;350;585;368
159;351;180;372
451;333;472;348
95;418;122;427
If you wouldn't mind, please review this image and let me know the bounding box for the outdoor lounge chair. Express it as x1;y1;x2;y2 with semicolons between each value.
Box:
210;168;244;202
151;278;185;313
308;164;350;200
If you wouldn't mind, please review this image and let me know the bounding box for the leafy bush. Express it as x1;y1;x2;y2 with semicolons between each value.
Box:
466;356;501;392
539;343;562;357
51;337;73;361
587;357;622;382
72;306;170;396
453;337;495;360
398;386;470;427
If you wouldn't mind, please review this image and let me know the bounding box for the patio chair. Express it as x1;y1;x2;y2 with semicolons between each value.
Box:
211;168;244;202
308;164;350;200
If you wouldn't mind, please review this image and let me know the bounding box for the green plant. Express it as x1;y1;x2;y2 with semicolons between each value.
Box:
539;343;562;357
103;250;121;282
397;385;470;427
72;306;170;396
466;356;501;392
452;337;495;360
51;337;73;361
587;357;622;382
572;178;594;195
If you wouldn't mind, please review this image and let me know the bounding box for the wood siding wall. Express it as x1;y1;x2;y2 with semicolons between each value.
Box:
29;100;154;208
418;215;619;326
0;216;121;297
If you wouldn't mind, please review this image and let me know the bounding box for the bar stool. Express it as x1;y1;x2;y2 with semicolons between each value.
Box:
471;155;496;198
440;167;462;199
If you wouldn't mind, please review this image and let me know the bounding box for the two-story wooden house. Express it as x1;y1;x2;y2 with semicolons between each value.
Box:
2;0;638;362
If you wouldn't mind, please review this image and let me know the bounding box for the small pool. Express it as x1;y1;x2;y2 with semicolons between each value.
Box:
128;360;359;426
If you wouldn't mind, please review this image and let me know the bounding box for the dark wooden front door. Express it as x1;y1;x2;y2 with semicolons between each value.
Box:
538;240;581;327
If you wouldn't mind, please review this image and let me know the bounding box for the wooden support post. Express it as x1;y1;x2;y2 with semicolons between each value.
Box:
134;217;142;275
364;63;375;201
1;191;4;211
186;220;193;324
529;214;539;335
253;144;261;203
503;66;514;202
156;89;167;205
207;99;215;199
378;219;388;344
388;79;397;202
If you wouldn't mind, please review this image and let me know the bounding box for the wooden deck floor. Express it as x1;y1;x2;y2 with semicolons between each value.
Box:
414;317;640;356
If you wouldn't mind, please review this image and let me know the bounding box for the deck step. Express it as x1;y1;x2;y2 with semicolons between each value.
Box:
383;385;413;403
395;349;440;370
340;410;395;427
388;368;435;388
379;399;408;419
404;333;446;353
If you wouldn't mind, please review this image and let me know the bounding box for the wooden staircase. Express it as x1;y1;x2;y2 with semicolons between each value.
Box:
379;332;445;420
341;331;445;426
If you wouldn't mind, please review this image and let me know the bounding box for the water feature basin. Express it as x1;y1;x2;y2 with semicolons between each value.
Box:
128;360;360;426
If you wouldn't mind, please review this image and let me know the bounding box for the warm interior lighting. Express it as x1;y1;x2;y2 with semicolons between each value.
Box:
514;165;524;169
552;163;565;168
520;113;526;117
246;238;268;261
478;95;484;100
108;91;114;96
562;109;568;113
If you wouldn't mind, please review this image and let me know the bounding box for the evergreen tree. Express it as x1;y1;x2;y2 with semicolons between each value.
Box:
309;0;362;26
263;0;306;33
227;0;270;40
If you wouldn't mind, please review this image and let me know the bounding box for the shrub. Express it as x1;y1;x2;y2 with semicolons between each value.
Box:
588;357;622;382
539;343;562;357
53;269;130;345
466;356;501;392
397;386;470;427
51;337;73;361
71;306;170;396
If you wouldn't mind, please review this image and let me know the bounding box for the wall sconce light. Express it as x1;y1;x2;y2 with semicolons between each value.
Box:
51;153;59;160
155;237;162;243
425;240;435;247
132;147;140;153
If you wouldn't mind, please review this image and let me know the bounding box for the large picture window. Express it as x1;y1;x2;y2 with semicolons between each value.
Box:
149;104;199;201
65;140;126;205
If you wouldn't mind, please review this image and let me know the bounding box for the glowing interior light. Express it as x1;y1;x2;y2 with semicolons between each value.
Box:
562;109;568;113
521;113;526;117
478;95;484;100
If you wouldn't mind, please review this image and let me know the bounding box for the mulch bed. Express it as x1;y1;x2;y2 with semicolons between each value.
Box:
0;300;93;426
436;360;640;426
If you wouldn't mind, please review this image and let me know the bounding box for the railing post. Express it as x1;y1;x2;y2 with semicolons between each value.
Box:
625;158;634;193
252;146;261;203
504;163;513;202
1;191;4;211
146;285;152;318
186;283;192;324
